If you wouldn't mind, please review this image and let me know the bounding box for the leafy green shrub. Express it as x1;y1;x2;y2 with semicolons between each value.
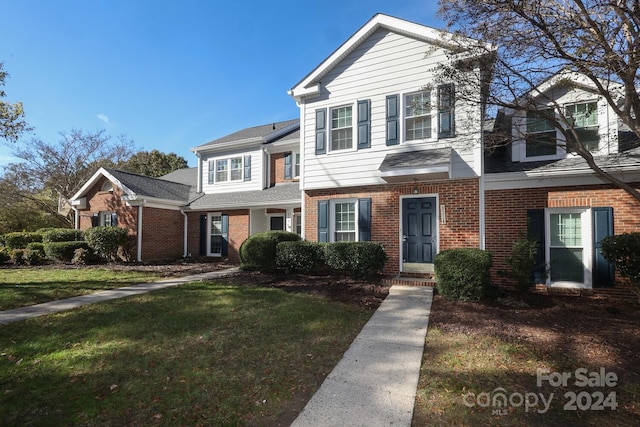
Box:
239;231;301;272
324;242;387;278
44;241;90;263
504;234;539;292
22;249;44;265
26;242;46;256
601;232;640;301
276;241;325;274
3;232;43;249
434;248;493;302
84;226;129;261
0;248;10;264
71;247;102;265
10;249;26;265
41;228;84;243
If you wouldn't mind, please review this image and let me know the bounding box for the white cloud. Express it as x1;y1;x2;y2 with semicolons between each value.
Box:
97;113;110;124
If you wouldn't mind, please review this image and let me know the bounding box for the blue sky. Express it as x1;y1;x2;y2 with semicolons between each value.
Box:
1;1;443;168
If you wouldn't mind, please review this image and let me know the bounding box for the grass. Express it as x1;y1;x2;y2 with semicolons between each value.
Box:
0;269;162;310
0;282;371;425
413;325;639;426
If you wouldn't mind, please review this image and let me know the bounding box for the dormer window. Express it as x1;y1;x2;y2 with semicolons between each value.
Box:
566;101;599;152
525;109;557;157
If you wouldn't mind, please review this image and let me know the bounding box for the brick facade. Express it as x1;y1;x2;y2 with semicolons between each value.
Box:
271;152;298;185
485;181;640;299
140;207;184;261
184;210;249;263
304;178;481;275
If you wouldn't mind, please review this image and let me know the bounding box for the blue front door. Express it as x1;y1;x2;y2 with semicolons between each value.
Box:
402;197;437;264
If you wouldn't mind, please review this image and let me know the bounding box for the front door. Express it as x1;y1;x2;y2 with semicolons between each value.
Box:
402;197;437;270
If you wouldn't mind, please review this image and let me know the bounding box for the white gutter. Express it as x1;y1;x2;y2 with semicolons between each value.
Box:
180;210;188;258
72;207;79;230
137;200;145;262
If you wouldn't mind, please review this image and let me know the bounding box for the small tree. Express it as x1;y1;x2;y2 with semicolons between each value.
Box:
504;233;539;292
601;232;640;302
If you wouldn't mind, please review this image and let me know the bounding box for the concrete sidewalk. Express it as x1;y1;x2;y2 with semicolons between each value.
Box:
0;267;239;325
292;285;433;427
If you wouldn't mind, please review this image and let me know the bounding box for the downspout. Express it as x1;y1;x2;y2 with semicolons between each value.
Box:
72;207;79;230
180;210;188;258
137;200;145;262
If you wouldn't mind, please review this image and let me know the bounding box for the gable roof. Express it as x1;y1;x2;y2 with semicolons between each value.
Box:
70;167;196;206
289;13;491;100
159;167;198;187
192;119;299;153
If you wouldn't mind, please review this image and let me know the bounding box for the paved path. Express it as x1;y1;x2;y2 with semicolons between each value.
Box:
292;285;433;427
0;267;240;325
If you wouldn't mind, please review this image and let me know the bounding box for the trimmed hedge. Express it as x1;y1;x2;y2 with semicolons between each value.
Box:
44;241;90;263
26;242;46;256
41;228;84;243
3;232;43;249
434;248;493;302
0;248;10;264
323;242;387;277
240;231;301;272
84;226;128;261
276;241;325;274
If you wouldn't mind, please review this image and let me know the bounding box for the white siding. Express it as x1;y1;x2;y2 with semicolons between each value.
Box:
200;148;264;194
300;29;484;190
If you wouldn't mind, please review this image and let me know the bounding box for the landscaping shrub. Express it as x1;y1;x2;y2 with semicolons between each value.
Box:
324;242;387;278
3;232;43;249
601;232;640;302
276;241;325;274
0;248;9;264
434;248;492;302
504;233;539;292
41;228;84;243
26;242;46;256
10;249;26;265
239;231;301;272
71;247;102;265
44;241;90;263
22;248;44;265
83;226;129;261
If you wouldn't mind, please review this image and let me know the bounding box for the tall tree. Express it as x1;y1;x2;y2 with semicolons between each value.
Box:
6;129;136;225
119;149;188;177
438;0;640;201
0;62;32;143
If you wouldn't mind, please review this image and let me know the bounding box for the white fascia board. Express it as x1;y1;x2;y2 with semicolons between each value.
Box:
125;197;186;210
69;167;135;201
379;164;450;178
190;137;262;155
184;199;301;212
289;13;491;101
485;170;640;190
263;121;300;143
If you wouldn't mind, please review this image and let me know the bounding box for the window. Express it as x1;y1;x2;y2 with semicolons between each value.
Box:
549;212;584;283
294;153;301;178
269;216;285;231
331;106;353;151
101;182;113;192
405;92;432;141
333;201;356;242
212;157;243;183
209;215;223;256
525;109;557;157
100;211;117;227
294;214;302;235
438;83;455;138
566;102;599;151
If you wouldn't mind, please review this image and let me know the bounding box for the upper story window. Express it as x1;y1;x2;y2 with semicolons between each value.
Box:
566;101;599;151
526;109;557;157
405;92;432;141
209;157;244;184
330;106;353;151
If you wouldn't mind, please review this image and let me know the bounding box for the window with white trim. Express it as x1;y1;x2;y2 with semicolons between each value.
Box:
525;109;557;157
566;101;599;152
405;91;432;141
330;105;353;151
212;157;243;184
546;209;590;286
100;211;117;227
332;200;357;242
209;214;223;256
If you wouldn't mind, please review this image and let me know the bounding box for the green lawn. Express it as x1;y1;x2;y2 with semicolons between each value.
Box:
0;282;371;425
0;269;162;310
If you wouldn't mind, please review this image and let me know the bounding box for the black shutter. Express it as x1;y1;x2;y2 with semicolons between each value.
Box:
244;155;251;181
315;109;327;154
357;99;371;149
284;152;292;179
592;207;614;287
221;214;229;257
199;214;207;256
358;198;372;241
438;83;455;138
318;200;329;242
527;209;545;283
386;94;399;146
91;213;99;227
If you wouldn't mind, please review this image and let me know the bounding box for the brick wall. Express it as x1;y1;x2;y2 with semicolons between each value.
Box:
304;178;481;275
140;207;184;261
185;210;250;263
485;181;640;299
271;152;297;185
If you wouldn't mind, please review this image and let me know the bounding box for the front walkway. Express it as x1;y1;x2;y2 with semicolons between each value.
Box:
0;267;240;325
292;285;433;427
